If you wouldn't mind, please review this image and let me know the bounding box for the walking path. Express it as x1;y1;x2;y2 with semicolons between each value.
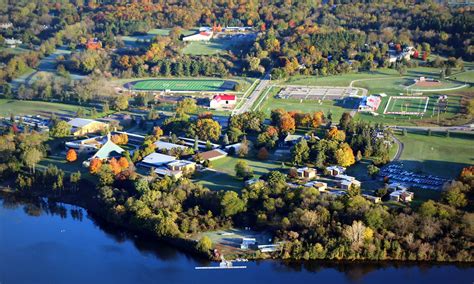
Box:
232;73;270;115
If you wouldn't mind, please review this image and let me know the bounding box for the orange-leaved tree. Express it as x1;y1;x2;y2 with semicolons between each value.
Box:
109;157;121;175
66;149;77;162
89;158;103;174
118;157;129;170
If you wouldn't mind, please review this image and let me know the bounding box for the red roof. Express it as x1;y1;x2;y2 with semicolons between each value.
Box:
213;94;236;102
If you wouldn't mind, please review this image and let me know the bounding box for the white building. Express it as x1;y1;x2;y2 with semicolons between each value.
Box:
154;140;188;151
390;190;414;203
326;165;346;176
209;94;236;109
5;38;22;48
182;31;213;42
140;153;176;167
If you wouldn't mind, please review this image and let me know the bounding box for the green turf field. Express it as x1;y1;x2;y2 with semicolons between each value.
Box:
384;96;429;115
0;99;94;117
126;79;235;92
396;131;474;178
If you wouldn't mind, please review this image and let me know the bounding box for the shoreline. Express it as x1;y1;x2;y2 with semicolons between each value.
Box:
1;187;473;266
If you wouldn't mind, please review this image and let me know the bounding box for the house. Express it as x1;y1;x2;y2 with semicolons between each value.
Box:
86;38;102;50
209;94;236;109
5;38;22;48
67;118;108;137
182;31;213;42
362;194;382;204
154;140;188;151
358;95;382;112
337;175;361;190
304;181;328;192
141;153;176;168
296;167;317;180
240;238;257;250
197;149;227;161
326;165;346;176
390;190;414;203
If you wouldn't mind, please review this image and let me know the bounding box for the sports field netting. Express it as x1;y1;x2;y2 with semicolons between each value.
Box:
125;79;235;92
383;96;429;115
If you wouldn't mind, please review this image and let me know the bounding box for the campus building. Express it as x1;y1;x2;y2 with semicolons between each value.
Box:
67;118;108;137
209;94;236;109
182;31;213;41
358;95;382;112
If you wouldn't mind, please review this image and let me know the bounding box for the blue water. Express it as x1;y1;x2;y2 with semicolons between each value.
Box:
0;196;472;284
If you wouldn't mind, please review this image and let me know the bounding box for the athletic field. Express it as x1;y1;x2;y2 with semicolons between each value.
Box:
383;96;429;115
125;79;235;92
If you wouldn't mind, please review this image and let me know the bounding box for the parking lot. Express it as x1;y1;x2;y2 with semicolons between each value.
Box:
379;163;449;190
277;86;358;101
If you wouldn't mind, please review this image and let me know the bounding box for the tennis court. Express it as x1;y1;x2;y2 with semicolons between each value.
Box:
124;79;235;92
383;96;429;115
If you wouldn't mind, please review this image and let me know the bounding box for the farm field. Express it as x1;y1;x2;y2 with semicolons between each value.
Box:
125;78;236;92
395;131;474;178
0;99;93;117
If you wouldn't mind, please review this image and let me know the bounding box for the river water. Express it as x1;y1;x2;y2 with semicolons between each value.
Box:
0;196;472;284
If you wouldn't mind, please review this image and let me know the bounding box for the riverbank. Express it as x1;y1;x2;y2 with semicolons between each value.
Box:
0;186;213;261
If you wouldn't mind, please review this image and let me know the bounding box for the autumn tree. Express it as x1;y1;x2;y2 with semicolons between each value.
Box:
326;127;346;142
335;143;355;167
66;149;77;162
312;111;324;128
109;157;121;175
118;157;129;169
235;160;253;180
114;95;129;110
257;147;269;160
89;158;103;174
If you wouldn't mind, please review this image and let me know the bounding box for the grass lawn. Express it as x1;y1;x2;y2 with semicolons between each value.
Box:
193;170;243;192
181;36;253;56
396;131;474;178
258;87;357;121
451;70;474;83
355;93;464;126
0;99;94;117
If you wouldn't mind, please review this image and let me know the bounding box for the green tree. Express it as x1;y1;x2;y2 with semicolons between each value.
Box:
220;191;246;217
22;148;43;173
235;160;253;180
196;236;213;255
50;120;71;138
291;139;309;165
114;96;129;111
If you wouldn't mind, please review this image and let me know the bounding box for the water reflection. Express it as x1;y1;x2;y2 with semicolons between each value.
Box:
1;192;472;284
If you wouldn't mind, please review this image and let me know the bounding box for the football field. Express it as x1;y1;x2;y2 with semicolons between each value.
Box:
383;96;429;115
125;79;235;92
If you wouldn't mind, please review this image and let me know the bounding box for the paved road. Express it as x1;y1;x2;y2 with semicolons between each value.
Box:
390;134;404;161
233;73;270;115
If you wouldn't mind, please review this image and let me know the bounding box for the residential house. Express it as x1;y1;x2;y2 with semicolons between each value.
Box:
67;118;108;137
336;175;361;190
282;134;303;147
197;149;227;162
209;94;236;109
390;190;414;203
304;181;328;192
362;194;382;204
326;165;346;176
296;167;317;180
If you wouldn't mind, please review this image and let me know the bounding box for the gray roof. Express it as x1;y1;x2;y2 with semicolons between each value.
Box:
141;153;176;166
92;139;124;159
154;141;188;151
68;118;102;128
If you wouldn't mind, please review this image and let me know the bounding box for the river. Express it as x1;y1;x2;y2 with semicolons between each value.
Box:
0;195;472;284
